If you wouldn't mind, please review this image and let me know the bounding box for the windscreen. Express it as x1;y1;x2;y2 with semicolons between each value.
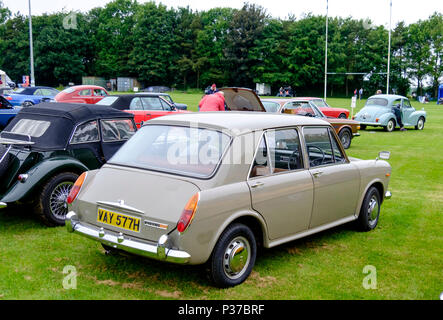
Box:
109;125;231;178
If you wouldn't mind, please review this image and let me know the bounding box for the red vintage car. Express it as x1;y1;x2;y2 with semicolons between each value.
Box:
54;85;109;104
296;97;349;119
96;94;189;128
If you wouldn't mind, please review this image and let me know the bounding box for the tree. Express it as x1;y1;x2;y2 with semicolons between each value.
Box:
424;13;443;98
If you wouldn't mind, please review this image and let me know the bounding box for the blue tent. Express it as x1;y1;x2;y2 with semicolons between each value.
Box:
438;84;443;104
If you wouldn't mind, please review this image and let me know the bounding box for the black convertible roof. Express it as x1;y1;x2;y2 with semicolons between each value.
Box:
18;102;134;122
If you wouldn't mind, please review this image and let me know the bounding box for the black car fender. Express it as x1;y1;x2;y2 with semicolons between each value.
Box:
0;156;89;204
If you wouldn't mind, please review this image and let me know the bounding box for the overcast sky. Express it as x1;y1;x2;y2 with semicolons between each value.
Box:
2;0;442;27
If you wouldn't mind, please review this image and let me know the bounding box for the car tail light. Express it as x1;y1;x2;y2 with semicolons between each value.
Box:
5;96;12;100
67;172;87;204
177;193;200;233
352;116;355;120
376;118;379;122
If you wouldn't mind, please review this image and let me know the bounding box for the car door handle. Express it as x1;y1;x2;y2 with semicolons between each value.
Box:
250;182;264;188
312;171;324;178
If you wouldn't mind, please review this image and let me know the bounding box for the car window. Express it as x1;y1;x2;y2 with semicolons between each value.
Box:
393;99;402;108
10;119;50;137
250;135;271;178
97;96;118;106
94;89;107;96
283;102;317;117
266;128;303;173
303;127;336;167
108;125;231;178
162;95;173;104
78;89;92;96
141;97;164;110
262;101;280;113
365;98;388;107
70;121;99;144
129;97;143;110
159;97;173;111
311;99;328;108
403;99;412;108
329;129;346;163
33;89;43;96
101;119;136;142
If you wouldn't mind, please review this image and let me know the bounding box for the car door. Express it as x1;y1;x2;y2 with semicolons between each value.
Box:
303;126;360;228
401;98;415;126
100;118;137;161
247;128;314;240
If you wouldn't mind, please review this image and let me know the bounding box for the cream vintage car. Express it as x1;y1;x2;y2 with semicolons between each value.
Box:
66;112;392;287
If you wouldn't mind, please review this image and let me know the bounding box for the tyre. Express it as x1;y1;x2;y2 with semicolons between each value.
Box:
208;223;257;288
384;119;395;132
356;186;381;231
35;172;78;226
0;144;11;179
338;128;352;149
415;117;425;130
338;113;347;119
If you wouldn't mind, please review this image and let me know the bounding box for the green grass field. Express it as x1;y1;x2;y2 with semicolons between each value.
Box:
0;95;442;300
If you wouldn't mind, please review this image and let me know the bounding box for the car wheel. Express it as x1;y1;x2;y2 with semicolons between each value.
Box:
356;186;381;231
360;124;366;130
22;101;34;108
384;119;395;132
415;117;425;130
339;128;352;149
35;172;78;227
338;113;347;119
208;223;256;288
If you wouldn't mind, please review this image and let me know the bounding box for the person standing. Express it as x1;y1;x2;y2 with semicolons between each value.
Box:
199;91;225;111
392;103;406;131
359;88;363;100
207;83;218;94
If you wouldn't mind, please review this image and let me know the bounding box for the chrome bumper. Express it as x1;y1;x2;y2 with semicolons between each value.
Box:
385;191;392;199
66;211;190;264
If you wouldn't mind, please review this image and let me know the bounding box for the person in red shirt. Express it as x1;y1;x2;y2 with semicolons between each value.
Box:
199;91;225;111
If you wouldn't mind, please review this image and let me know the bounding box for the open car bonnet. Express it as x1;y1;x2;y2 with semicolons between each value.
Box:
220;87;265;112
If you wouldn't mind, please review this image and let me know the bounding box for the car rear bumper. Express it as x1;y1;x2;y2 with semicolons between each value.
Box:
66;211;190;264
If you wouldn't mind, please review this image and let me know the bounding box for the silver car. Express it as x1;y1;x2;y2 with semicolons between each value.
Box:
66;112;392;287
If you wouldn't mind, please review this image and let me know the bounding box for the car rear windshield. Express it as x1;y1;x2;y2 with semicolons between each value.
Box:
97;96;119;106
365;98;388;106
108;125;231;178
10;119;51;137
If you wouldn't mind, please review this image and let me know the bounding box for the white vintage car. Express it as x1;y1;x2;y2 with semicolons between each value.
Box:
66;111;392;287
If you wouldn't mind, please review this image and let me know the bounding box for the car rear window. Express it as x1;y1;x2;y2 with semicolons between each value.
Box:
366;98;388;106
97;96;119;106
10;119;51;137
262;101;280;113
109;125;231;178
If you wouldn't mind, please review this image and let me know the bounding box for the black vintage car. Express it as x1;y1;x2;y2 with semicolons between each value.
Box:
0;102;136;226
97;93;188;110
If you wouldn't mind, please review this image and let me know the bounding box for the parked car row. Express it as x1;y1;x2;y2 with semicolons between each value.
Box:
2;86;428;288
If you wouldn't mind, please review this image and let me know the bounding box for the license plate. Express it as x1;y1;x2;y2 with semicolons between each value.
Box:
97;208;140;232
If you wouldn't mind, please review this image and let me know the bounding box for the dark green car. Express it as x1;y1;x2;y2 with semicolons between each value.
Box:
0;102;136;226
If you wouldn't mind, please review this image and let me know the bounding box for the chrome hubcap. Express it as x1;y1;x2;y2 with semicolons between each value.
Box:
49;181;74;220
223;236;251;280
388;121;394;131
368;195;379;225
341;132;351;147
418;119;424;129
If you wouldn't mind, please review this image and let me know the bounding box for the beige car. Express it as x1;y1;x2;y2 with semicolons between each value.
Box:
66;112;392;287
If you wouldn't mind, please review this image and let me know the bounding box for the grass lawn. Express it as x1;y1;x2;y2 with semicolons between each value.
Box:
0;95;441;300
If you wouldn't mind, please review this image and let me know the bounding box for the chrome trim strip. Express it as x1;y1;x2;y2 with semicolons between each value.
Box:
0;144;12;163
66;212;190;264
96;200;145;215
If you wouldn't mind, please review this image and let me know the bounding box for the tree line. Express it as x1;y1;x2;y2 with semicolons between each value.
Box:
0;0;441;97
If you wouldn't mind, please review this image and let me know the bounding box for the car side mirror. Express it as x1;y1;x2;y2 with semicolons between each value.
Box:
377;151;390;160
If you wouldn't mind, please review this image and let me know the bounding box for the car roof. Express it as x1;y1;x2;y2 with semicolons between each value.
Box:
68;85;107;90
148;111;329;135
17;102;133;123
368;94;407;101
99;94;172;110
